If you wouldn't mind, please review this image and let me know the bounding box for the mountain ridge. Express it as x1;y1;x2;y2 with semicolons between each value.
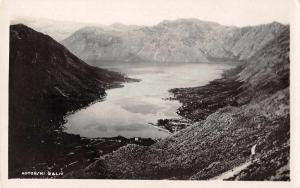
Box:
62;19;288;64
9;24;127;177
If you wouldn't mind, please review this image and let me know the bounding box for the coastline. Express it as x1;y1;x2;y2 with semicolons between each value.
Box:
153;64;244;133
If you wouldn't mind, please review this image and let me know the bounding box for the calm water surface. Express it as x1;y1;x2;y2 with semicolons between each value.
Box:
64;63;233;138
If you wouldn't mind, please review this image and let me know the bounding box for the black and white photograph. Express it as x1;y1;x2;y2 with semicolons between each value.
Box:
1;0;299;186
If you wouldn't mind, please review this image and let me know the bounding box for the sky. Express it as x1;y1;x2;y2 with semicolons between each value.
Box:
8;0;292;27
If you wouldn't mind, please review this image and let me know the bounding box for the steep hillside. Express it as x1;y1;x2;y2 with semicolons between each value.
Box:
62;19;286;64
73;26;290;180
9;24;127;177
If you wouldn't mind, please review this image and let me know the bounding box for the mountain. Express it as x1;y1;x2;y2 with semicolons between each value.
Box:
11;17;89;41
9;24;127;176
70;26;290;180
62;19;287;64
11;17;144;42
9;21;290;180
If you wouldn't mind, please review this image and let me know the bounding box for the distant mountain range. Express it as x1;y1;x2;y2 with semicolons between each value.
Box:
61;19;287;64
11;17;143;42
11;17;87;41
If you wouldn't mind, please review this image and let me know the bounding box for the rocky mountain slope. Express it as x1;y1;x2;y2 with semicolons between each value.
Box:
62;19;286;64
72;26;290;180
9;24;128;177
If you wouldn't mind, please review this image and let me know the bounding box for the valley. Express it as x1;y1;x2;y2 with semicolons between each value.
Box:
8;19;290;180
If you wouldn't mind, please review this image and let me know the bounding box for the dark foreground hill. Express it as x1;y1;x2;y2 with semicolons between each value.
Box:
69;27;290;180
9;24;128;177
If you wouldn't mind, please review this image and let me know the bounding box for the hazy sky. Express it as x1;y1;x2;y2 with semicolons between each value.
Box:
8;0;292;26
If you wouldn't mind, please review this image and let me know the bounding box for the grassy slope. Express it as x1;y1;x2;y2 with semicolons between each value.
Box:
79;27;289;180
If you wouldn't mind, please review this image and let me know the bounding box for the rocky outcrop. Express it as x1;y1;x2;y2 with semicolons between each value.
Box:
62;19;287;64
77;25;290;180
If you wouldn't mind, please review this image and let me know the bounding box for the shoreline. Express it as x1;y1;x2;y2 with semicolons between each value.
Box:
11;69;152;178
55;63;236;178
152;65;244;133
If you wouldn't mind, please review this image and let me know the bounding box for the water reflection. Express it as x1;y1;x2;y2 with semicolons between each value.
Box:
64;63;233;138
